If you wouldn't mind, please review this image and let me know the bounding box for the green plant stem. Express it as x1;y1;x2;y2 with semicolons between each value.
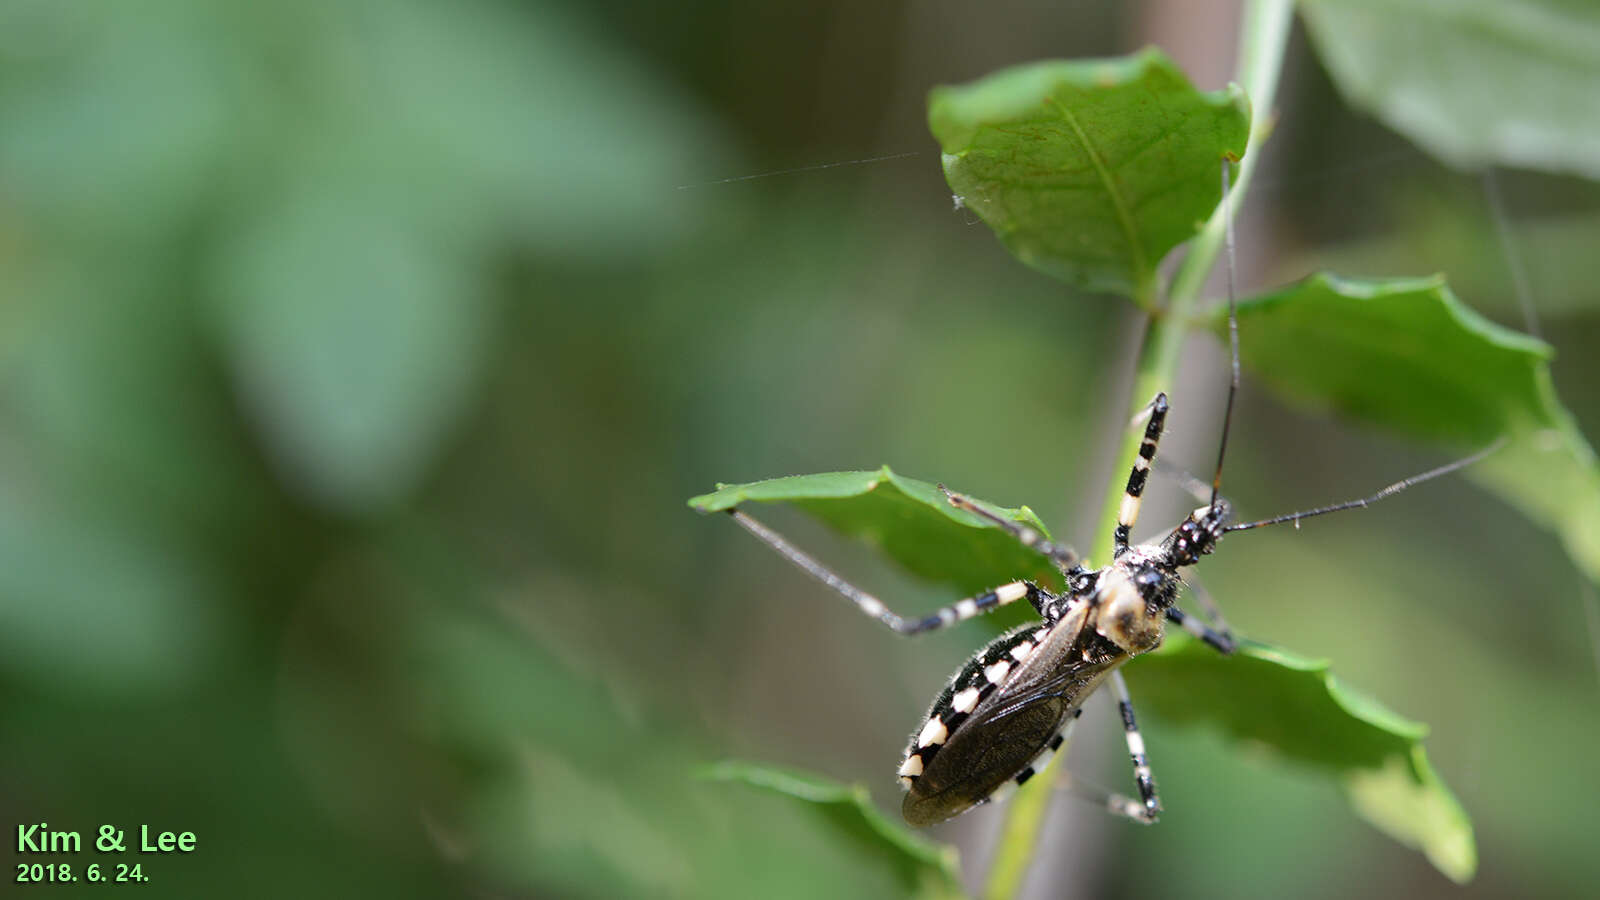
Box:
978;3;1292;898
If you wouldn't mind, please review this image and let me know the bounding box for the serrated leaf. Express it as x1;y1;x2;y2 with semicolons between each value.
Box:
1214;272;1600;585
700;761;965;900
927;49;1250;298
689;467;1059;595
1127;635;1475;881
1301;0;1600;179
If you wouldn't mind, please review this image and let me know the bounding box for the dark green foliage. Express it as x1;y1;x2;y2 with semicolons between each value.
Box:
928;50;1250;298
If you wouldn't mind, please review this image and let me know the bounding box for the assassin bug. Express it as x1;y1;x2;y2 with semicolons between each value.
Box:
710;163;1500;827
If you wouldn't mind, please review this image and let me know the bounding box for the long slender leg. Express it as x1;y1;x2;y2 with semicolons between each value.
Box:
728;509;1048;634
938;485;1084;577
1181;572;1235;644
1110;671;1160;822
1166;606;1236;655
1037;704;1154;825
1053;772;1159;825
1113;392;1170;557
1003;698;1156;825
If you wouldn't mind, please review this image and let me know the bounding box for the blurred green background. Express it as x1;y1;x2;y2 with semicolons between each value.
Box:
2;1;1597;898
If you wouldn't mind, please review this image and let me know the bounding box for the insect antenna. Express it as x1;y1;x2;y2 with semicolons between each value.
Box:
1224;437;1506;533
1209;158;1242;507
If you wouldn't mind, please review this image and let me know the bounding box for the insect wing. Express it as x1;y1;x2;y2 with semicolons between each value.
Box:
902;603;1097;827
987;601;1092;708
902;691;1068;826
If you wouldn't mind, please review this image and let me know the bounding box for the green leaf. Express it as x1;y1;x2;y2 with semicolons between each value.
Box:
700;761;965;900
1214;272;1600;585
1126;635;1475;881
1301;0;1600;178
927;48;1250;298
688;467;1060;595
1347;748;1477;884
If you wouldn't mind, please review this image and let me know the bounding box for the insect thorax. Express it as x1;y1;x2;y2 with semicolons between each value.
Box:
1088;498;1233;652
1091;548;1180;654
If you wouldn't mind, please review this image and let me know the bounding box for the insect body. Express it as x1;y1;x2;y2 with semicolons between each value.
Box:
721;391;1496;827
901;396;1245;824
728;392;1247;825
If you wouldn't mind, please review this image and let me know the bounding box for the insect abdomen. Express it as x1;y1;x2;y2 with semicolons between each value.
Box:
898;624;1050;792
900;604;1128;826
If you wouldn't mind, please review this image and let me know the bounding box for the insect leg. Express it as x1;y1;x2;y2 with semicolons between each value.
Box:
728;509;1048;634
1110;671;1161;822
1053;773;1159;825
1166;574;1237;654
938;485;1084;577
1113;392;1170;557
1165;607;1236;655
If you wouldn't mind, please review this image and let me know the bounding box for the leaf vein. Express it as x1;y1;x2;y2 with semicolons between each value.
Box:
1046;97;1149;281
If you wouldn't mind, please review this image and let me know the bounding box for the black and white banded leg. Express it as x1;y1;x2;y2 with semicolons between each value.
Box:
1167;574;1237;654
937;485;1084;577
728;509;1046;635
1166;607;1236;655
1109;671;1160;823
1113;392;1170;557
